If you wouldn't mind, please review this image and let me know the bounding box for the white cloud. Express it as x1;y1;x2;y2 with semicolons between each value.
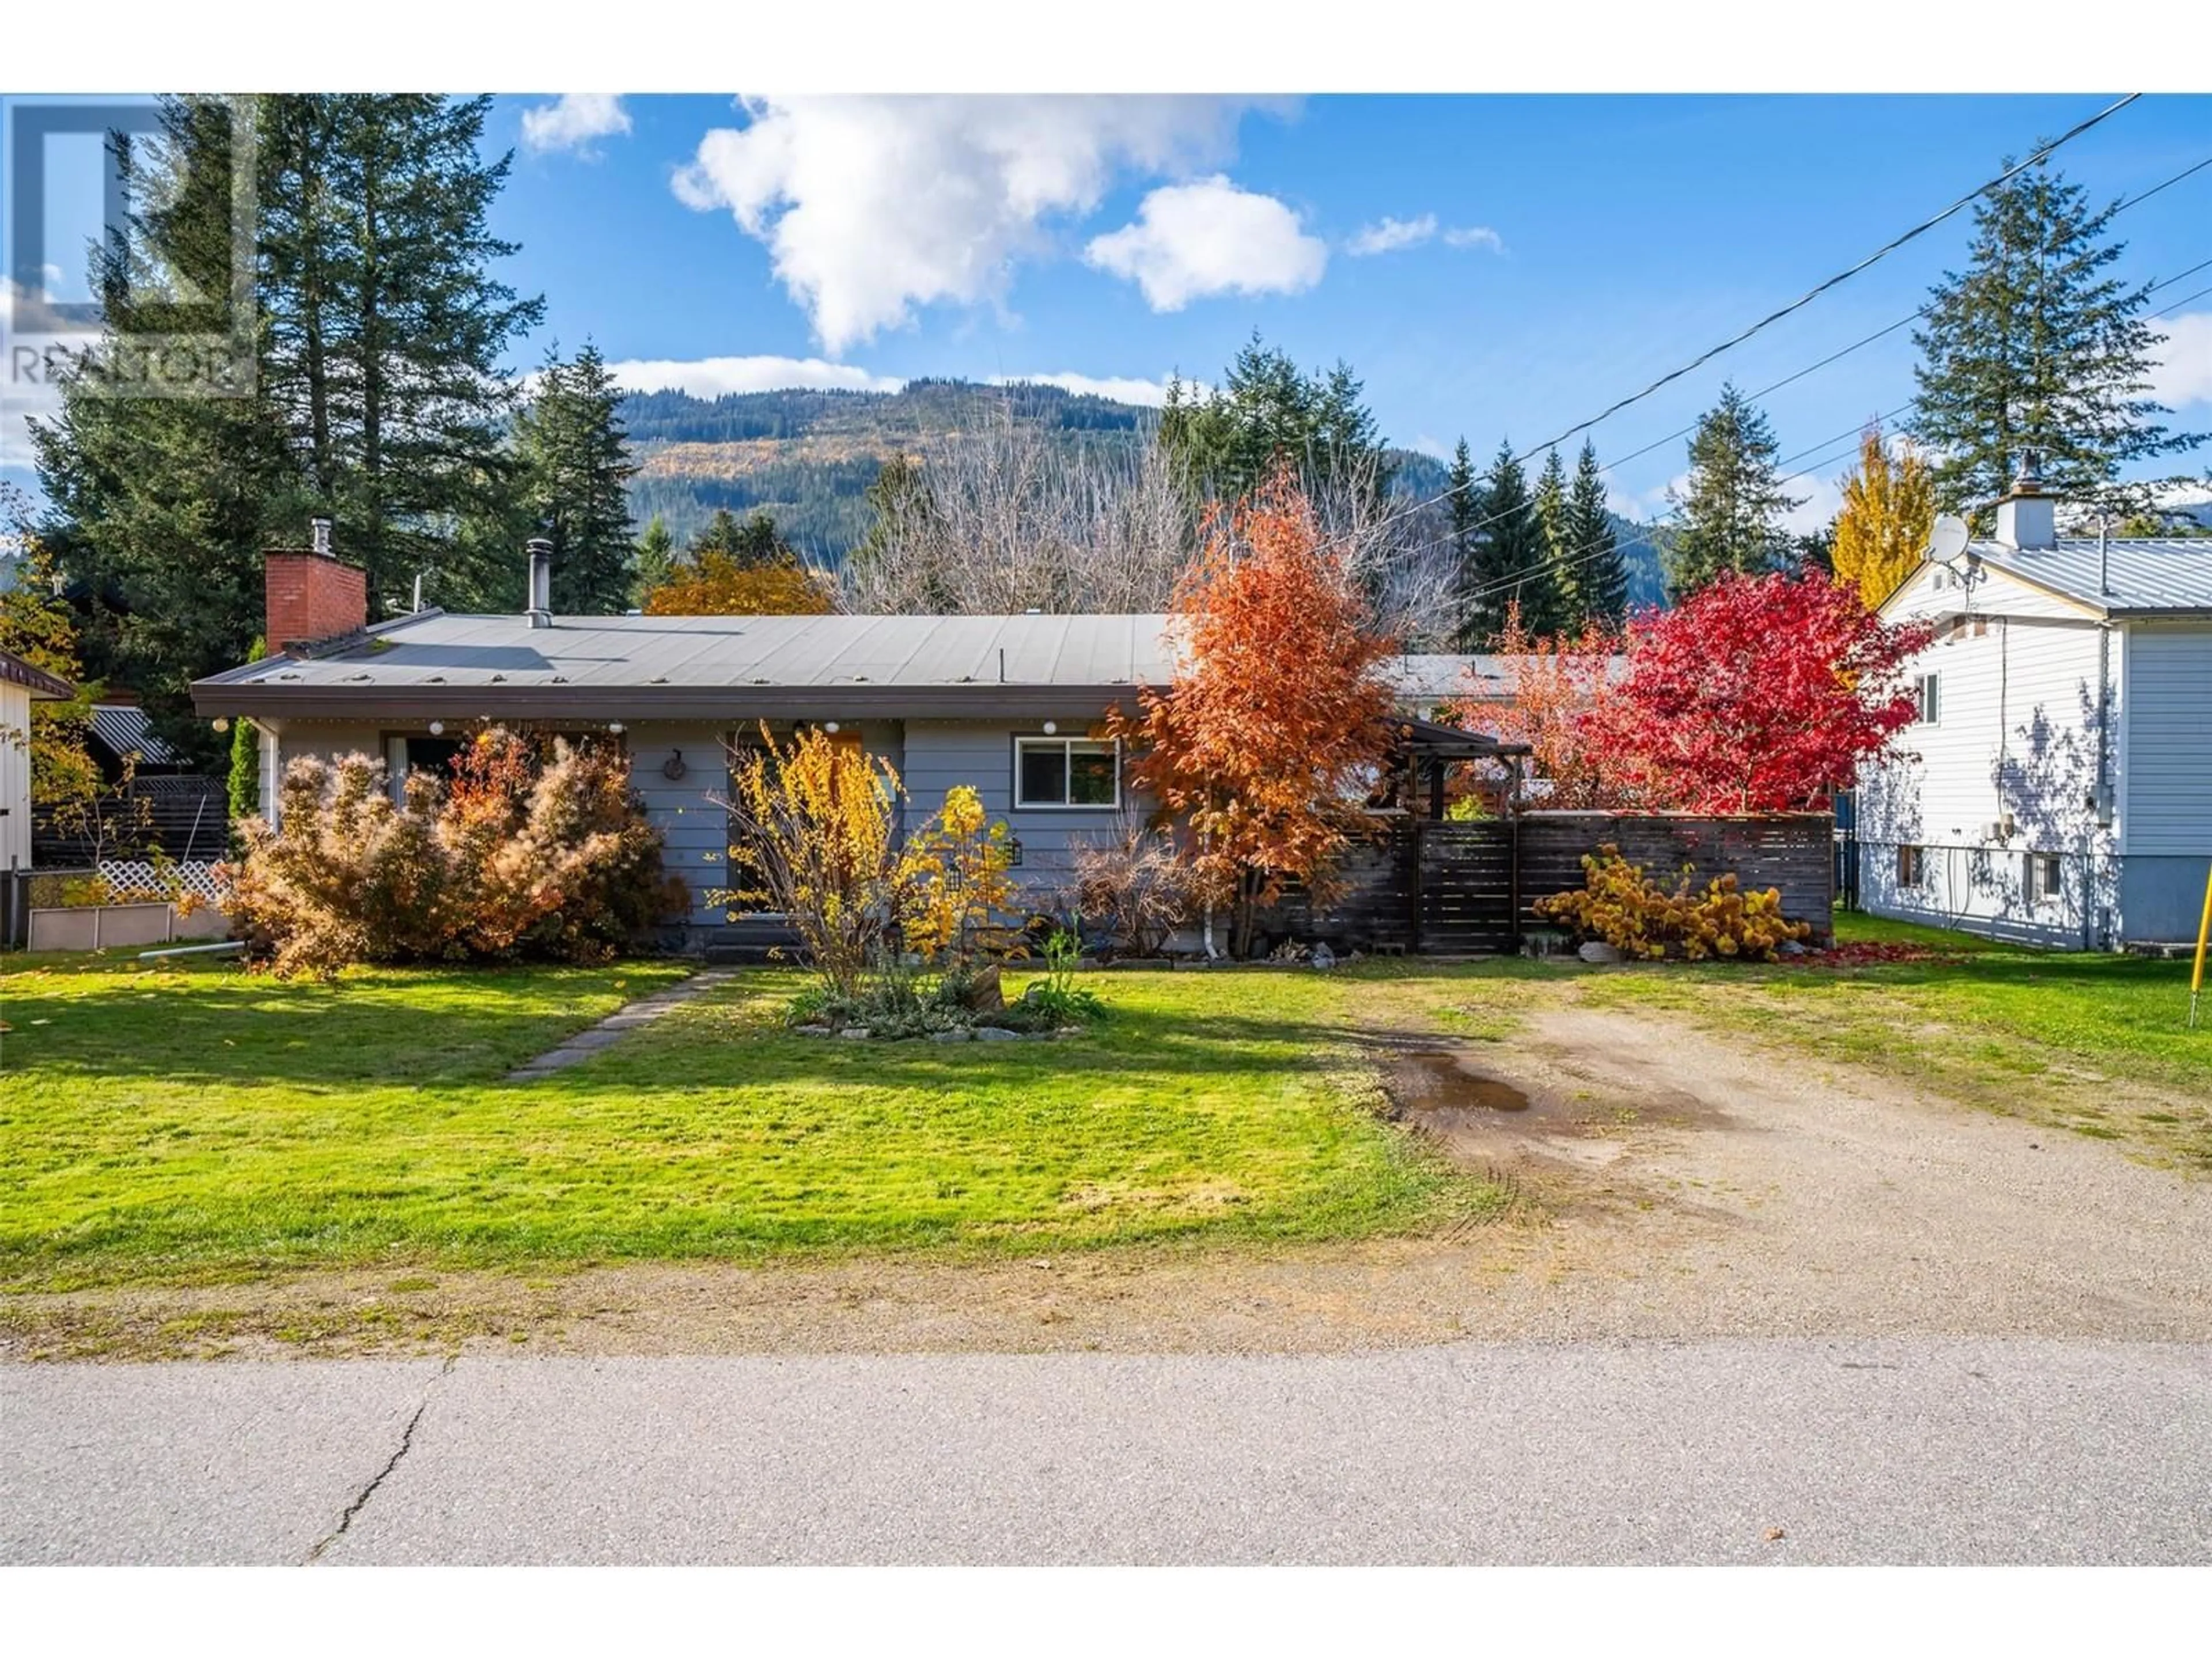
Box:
2147;312;2212;408
1442;225;1505;253
988;372;1195;407
1346;214;1436;257
1784;472;1846;537
674;96;1253;354
603;355;904;399
521;94;632;157
1085;176;1327;312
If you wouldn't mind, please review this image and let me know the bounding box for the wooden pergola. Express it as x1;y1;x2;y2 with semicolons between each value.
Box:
1382;717;1532;820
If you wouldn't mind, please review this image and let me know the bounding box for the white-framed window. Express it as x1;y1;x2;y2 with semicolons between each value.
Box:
1915;672;1941;725
1014;736;1119;809
1897;844;1926;889
2025;851;2063;905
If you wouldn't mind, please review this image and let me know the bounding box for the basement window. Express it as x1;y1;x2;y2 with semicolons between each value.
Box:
1897;844;1926;889
2025;851;2063;905
1014;737;1119;809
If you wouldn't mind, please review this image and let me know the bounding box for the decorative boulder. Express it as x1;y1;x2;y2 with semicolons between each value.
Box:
1577;942;1623;964
1310;944;1337;971
974;1025;1021;1042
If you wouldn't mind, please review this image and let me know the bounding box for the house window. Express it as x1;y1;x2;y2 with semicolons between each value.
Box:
1897;844;1926;889
2026;851;2063;904
384;733;467;790
1014;736;1118;809
1915;673;1941;724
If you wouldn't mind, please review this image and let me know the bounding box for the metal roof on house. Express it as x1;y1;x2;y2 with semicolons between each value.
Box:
1967;537;2212;615
0;647;74;701
194;611;1189;721
90;703;180;765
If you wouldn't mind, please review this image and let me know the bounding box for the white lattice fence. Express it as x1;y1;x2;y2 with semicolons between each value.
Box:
97;859;230;902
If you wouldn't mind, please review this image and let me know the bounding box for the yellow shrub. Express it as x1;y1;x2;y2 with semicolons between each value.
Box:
1533;844;1809;963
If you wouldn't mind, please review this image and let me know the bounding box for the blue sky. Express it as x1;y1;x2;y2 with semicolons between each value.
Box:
490;93;2212;524
7;93;2209;521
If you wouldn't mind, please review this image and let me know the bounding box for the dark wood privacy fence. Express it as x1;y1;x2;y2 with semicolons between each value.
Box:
1256;810;1834;956
32;775;229;866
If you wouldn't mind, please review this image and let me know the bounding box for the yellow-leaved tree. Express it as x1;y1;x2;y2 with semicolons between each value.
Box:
899;784;1018;959
643;552;837;616
1831;425;1936;610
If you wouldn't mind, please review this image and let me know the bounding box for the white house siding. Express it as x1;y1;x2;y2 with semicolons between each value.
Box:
902;718;1138;896
2117;624;2212;941
2;680;32;870
1859;564;2118;946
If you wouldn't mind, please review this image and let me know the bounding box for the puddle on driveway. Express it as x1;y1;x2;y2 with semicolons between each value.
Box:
1371;1041;1630;1173
1385;1051;1531;1113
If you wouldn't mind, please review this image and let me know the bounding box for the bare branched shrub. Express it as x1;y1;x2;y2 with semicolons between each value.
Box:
1067;817;1196;959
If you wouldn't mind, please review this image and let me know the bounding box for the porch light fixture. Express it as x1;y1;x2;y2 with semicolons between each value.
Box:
428;721;445;736
824;721;840;734
607;721;626;736
1041;721;1058;735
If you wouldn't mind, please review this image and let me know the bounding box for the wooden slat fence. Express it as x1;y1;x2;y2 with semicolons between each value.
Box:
1515;812;1835;944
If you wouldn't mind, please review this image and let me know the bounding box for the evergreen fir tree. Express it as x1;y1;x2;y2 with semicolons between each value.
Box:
515;342;638;614
1445;438;1480;624
1157;332;1392;505
633;515;676;604
1664;384;1802;599
1457;441;1565;646
1912;156;2203;521
1563;440;1627;627
1532;447;1571;622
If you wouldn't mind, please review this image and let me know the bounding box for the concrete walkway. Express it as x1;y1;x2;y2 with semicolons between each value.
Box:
505;969;735;1081
6;1339;2209;1565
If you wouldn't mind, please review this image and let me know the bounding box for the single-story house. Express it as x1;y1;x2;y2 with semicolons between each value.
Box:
1857;463;2212;948
3;647;76;877
191;535;1515;946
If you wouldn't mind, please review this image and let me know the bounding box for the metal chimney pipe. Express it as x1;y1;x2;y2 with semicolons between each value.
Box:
527;537;554;628
310;517;332;557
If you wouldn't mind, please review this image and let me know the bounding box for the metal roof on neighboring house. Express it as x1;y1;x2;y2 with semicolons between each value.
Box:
90;703;180;765
0;647;74;701
1967;537;2212;615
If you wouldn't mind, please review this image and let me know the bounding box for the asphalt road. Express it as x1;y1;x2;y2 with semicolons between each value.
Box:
6;1339;2209;1565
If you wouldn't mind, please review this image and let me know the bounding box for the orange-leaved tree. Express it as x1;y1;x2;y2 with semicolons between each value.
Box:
642;551;837;616
1107;468;1396;958
1453;601;1631;809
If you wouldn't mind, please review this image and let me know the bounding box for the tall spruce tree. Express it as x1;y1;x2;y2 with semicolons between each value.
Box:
1665;384;1801;599
34;94;542;757
1445;436;1479;612
515;342;638;613
1457;440;1565;646
31;98;306;767
1563;440;1627;627
257;93;544;613
1912;157;2203;521
1532;446;1571;619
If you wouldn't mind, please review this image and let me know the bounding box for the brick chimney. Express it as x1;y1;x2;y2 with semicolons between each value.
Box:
1994;452;2056;552
264;517;368;653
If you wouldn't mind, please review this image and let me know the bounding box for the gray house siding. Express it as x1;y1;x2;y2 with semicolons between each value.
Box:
2117;626;2212;942
902;718;1135;893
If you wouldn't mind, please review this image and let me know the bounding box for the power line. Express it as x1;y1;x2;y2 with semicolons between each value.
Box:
1516;94;2141;460
1344;105;2174;559
2152;282;2212;320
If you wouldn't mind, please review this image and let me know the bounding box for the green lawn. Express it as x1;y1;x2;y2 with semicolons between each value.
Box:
1575;909;2212;1167
0;955;1490;1290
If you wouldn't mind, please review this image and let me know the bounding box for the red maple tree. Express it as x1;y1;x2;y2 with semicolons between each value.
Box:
1107;469;1397;957
1578;570;1934;813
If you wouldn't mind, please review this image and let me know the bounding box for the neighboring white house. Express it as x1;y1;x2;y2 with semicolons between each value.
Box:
1858;463;2212;948
2;648;78;874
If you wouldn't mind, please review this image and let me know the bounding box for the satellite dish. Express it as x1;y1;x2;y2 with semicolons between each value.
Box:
1929;514;1971;564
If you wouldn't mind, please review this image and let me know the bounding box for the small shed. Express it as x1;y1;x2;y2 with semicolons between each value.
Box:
2;647;76;873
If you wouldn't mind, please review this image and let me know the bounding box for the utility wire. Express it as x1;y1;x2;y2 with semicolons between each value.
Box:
1335;102;2165;559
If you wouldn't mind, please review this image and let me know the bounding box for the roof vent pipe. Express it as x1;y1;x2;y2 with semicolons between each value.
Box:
527;538;553;629
310;517;332;557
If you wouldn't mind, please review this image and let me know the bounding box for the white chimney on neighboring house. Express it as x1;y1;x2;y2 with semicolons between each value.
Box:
1994;452;2056;551
527;537;554;628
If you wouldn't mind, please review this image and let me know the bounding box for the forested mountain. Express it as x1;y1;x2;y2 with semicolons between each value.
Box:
619;377;1668;605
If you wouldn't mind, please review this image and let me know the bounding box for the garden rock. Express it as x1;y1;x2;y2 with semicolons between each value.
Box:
974;1025;1021;1041
794;1025;833;1038
930;1028;974;1043
961;965;1005;1013
838;1027;871;1040
1578;942;1623;964
1310;944;1336;971
1778;939;1809;956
